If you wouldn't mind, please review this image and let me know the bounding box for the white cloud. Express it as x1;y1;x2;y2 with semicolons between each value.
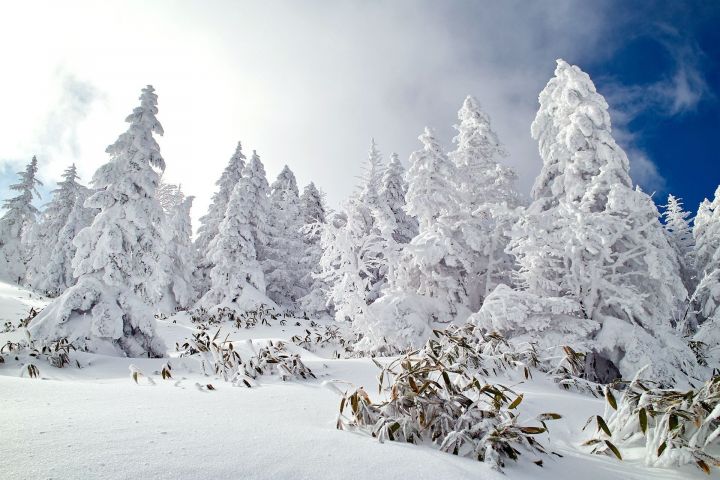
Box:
0;1;646;227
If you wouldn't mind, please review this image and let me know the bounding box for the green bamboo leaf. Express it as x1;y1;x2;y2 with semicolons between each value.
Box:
605;388;617;410
596;415;611;436
639;408;647;434
604;440;622;460
509;394;524;410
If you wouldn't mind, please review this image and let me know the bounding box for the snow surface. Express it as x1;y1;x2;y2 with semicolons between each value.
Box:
0;282;715;479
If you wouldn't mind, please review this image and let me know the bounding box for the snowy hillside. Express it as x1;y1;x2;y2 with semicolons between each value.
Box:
0;282;716;480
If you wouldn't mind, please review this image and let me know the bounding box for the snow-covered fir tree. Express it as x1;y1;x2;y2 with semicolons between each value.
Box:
199;168;267;311
26;164;90;293
298;182;329;315
165;194;196;310
362;128;468;351
491;60;695;384
662;194;696;294
0;156;42;283
449;96;522;305
157;180;185;214
242;150;272;263
264;165;305;308
194;142;246;296
42;188;97;297
692;186;720;354
379;153;417;244
29;86;172;356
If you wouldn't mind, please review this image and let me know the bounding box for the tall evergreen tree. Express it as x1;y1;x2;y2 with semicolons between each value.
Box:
200;169;266;310
504;60;694;383
30;86;171;356
194;142;246;297
379;153;417;245
265;165;305;308
26;164;90;293
166;194;196;310
0;156;42;283
298;182;329;315
692;187;720;354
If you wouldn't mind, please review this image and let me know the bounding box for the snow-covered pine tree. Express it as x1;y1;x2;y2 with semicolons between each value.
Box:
663;195;696;290
242;150;272;263
194;142;246;297
449;96;522;306
298;182;329;315
166;194;196;310
362;128;468;351
492;60;695;384
42;188;96;297
692;187;720;355
379;153;417;244
264;165;305;308
26;164;90;293
0;156;42;283
199;169;267;311
29;86;171;357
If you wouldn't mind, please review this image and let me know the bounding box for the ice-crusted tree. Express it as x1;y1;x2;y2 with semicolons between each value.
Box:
26;164;89;292
157;180;185;213
166;195;196;310
490;60;694;384
662;195;696;313
42;189;97;296
194;142;246;296
264;165;305;308
362;128;468;351
449;96;522;305
199;172;267;311
298;182;329;315
29;86;171;357
692;187;720;354
242;151;272;262
0;156;42;283
379;153;417;244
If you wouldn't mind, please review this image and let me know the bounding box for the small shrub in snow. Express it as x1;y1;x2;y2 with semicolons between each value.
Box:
586;367;720;473
336;346;562;471
177;330;316;387
1;336;79;374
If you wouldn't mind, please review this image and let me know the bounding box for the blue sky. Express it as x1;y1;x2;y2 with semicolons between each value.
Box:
0;1;717;221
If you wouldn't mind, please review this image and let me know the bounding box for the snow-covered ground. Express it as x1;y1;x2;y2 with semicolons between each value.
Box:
0;282;714;479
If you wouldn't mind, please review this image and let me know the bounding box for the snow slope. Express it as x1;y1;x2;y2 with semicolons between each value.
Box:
0;282;715;480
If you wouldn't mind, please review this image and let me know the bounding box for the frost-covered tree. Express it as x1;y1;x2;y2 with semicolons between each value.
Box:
379;153;417;244
26;164;90;293
166;195;196;310
298;182;329;315
0;156;42;283
242;151;272;262
194;142;246;296
498;60;694;383
42;189;96;297
692;187;720;353
661;195;696;320
29;86;171;357
363;128;468;351
449;96;522;304
264;165;305;308
199;171;267;311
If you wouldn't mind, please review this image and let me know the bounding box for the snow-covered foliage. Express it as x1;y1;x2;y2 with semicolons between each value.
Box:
41;189;96;296
450;97;522;304
337;326;564;471
507;60;694;385
194;142;246;297
692;186;720;354
199;161;269;312
26;164;93;294
264;166;306;308
364;128;468;351
379;153;417;244
157;180;185;213
663;194;696;295
298;182;328;315
29;86;171;357
0;156;42;283
166;195;196;310
587;368;720;474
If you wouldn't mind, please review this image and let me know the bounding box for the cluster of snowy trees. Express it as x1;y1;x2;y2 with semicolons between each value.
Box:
1;60;718;383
